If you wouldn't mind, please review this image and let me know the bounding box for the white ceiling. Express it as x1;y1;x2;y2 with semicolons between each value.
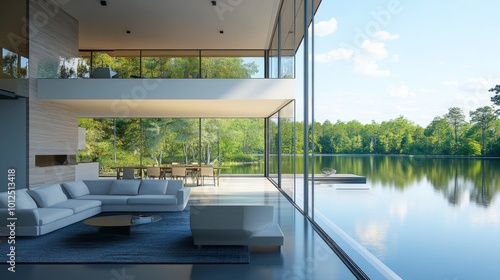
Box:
58;1;290;119
61;0;282;50
51;99;292;118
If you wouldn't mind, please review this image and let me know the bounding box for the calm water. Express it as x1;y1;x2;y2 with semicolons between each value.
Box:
310;156;500;279
227;155;500;279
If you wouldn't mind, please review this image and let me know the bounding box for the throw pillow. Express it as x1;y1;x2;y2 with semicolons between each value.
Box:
139;180;169;195
62;181;91;198
108;180;141;195
16;190;39;209
0;190;38;209
28;184;68;208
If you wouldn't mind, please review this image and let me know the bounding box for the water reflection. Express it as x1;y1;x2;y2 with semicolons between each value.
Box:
230;155;500;207
301;156;500;208
310;156;500;279
354;221;389;259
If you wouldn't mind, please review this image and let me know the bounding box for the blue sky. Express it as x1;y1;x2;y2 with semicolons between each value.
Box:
308;0;500;126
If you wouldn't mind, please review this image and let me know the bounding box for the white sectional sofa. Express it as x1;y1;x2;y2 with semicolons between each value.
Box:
190;205;284;249
0;179;190;236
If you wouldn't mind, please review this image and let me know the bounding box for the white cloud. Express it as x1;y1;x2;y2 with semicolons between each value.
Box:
316;39;394;77
389;82;413;98
372;30;400;41
416;88;439;94
361;40;388;59
353;55;391;77
315;48;353;63
445;77;500;92
459;77;500;92
355;221;389;258
352;40;391;77
444;79;460;87
314;18;338;37
355;99;378;105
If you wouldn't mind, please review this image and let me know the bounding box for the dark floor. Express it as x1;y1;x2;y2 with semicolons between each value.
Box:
0;177;356;280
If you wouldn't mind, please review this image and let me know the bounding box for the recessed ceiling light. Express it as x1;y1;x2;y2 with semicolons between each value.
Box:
100;1;107;6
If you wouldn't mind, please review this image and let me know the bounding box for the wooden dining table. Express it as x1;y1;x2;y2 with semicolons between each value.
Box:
114;165;226;186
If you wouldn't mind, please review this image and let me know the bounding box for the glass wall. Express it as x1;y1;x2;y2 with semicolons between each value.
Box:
142;50;200;78
269;27;279;79
269;112;279;183
78;118;264;176
280;0;295;79
268;0;295;79
91;50;141;78
201;50;264;78
0;1;28;80
280;102;295;198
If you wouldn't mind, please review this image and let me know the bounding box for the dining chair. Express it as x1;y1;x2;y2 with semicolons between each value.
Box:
147;167;161;179
171;167;187;183
200;166;216;186
122;167;139;179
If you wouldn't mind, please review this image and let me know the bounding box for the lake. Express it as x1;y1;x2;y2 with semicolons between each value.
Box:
226;155;500;279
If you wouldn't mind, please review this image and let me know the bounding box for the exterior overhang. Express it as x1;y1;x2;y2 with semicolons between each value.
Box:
37;78;294;118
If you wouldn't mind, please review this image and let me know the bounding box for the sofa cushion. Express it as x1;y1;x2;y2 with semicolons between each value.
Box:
139;180;169;195
127;195;177;205
165;180;183;195
0;189;38;209
51;199;101;213
83;180;113;195
108;180;141;195
35;208;74;225
62;181;90;198
76;195;131;205
28;184;68;208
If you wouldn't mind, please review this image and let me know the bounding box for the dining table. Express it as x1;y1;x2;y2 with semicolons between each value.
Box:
114;165;226;186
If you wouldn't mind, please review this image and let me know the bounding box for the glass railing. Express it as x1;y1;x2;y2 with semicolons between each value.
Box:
40;49;274;79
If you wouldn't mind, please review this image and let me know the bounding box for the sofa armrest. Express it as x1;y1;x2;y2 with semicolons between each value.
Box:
177;188;191;205
0;208;40;226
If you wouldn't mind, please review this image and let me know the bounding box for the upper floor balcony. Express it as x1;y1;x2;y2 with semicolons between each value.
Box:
35;49;295;118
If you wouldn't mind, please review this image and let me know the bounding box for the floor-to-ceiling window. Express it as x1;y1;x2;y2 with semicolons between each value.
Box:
78;118;264;177
268;113;280;184
279;102;295;198
1;0;29;80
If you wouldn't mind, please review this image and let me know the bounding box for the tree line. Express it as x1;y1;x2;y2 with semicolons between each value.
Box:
80;85;500;173
292;86;500;156
78;118;265;172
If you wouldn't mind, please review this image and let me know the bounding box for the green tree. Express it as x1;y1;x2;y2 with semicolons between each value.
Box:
490;85;500;116
2;52;18;77
77;118;114;162
424;117;452;154
318;120;334;154
470;106;496;155
444;107;465;145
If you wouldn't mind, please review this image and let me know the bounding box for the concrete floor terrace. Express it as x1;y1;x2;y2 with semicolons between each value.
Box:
0;177;356;280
